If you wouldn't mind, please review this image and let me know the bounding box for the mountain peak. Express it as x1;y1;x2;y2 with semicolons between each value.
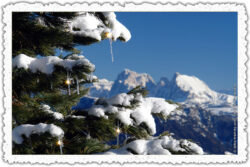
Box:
88;70;234;106
175;72;181;76
109;69;156;97
169;74;234;105
175;74;211;93
123;68;133;74
117;69;155;83
122;68;151;77
172;72;181;80
124;68;134;72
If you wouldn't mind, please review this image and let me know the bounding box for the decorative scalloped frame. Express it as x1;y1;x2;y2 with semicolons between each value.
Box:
2;2;248;164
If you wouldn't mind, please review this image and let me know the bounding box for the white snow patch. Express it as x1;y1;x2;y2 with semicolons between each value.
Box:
13;54;95;75
66;115;86;119
12;123;64;144
106;93;134;106
85;93;177;135
68;12;131;42
101;12;131;42
40;104;64;120
161;136;204;154
116;109;133;126
69;13;104;41
101;136;203;155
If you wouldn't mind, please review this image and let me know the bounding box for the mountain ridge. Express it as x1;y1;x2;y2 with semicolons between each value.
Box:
86;69;234;107
84;69;237;154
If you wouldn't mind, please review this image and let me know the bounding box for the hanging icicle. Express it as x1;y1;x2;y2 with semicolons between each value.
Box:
104;32;114;63
124;133;128;145
57;138;63;155
116;122;121;147
76;76;80;95
50;82;53;90
66;71;71;96
90;73;93;82
109;39;114;63
86;132;91;139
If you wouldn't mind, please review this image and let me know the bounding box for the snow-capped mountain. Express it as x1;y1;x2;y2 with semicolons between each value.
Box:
86;69;234;107
109;69;156;97
82;69;237;154
156;72;234;106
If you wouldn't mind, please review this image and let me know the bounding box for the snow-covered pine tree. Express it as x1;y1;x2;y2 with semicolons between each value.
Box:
12;12;131;154
72;85;204;155
12;12;204;155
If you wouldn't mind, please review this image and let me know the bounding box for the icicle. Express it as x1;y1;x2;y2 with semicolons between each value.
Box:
109;39;114;63
57;138;63;155
90;73;93;82
124;133;128;145
66;71;71;96
116;122;120;147
76;76;79;95
50;82;53;90
87;133;91;139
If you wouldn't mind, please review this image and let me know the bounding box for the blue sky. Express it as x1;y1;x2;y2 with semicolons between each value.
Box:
75;12;237;90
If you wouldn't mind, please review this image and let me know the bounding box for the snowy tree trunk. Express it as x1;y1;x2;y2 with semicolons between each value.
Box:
76;76;79;95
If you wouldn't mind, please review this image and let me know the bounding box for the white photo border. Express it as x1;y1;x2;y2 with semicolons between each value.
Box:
2;2;248;164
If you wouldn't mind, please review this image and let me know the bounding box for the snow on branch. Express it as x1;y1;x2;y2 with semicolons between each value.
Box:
65;115;85;119
68;12;131;42
101;136;204;155
40;104;86;120
101;12;131;42
12;54;95;75
12;123;64;144
40;104;64;120
74;93;178;135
